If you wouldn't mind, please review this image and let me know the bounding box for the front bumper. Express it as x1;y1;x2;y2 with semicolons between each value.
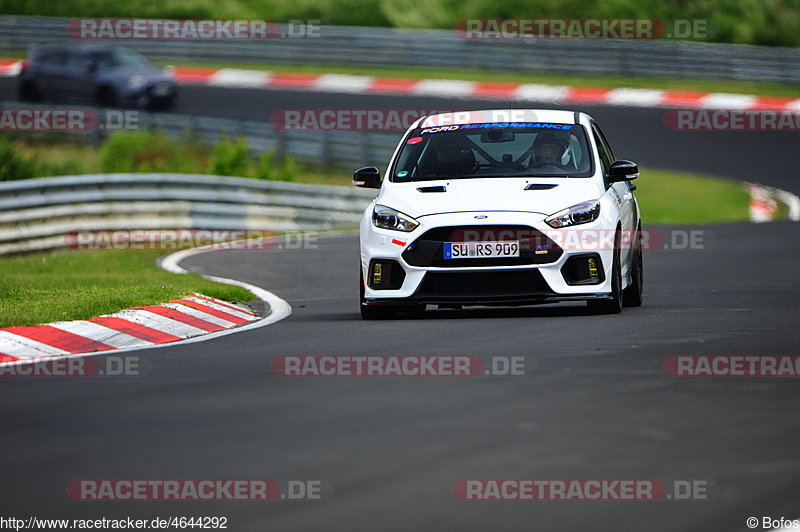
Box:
122;82;177;108
360;211;617;307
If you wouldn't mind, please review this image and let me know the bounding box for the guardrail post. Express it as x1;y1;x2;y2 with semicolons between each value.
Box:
275;130;286;163
90;126;101;148
321;131;331;167
362;132;370;163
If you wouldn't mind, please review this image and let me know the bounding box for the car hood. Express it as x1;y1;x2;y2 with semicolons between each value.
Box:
377;177;605;219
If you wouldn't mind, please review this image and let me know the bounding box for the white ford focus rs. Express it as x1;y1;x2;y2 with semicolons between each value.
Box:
354;109;643;319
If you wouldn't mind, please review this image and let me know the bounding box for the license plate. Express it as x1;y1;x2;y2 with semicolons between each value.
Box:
443;241;520;259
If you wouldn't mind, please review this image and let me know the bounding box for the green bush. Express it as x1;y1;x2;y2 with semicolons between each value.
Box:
255;150;299;181
279;155;298;182
35;158;86;177
0;137;36;181
255;150;279;180
98;130;200;173
209;134;251;177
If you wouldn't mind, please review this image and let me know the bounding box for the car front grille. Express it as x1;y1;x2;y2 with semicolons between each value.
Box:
402;225;563;267
414;270;552;300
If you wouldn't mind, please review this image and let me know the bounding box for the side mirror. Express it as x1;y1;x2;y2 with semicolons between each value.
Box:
353;166;381;189
608;160;639;182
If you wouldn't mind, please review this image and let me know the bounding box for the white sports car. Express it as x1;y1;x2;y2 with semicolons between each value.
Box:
355;109;643;319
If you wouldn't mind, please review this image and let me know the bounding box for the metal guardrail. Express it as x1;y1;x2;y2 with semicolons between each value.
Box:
0;100;401;171
0;173;375;255
1;16;800;83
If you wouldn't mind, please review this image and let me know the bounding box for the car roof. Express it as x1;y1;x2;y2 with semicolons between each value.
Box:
419;109;587;128
30;43;128;54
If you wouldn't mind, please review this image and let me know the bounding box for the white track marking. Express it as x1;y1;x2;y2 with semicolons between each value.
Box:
48;321;152;349
313;73;374;93
412;79;476;98
513;84;570;103
606;88;665;107
699;93;757;109
160;303;237;328
209;68;272;87
112;309;208;338
190;293;255;314
177;296;256;320
0;60;21;76
746;182;800;223
785;99;800;111
0;331;67;358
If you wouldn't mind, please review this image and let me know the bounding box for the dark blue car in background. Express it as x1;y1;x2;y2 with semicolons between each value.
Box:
17;44;177;109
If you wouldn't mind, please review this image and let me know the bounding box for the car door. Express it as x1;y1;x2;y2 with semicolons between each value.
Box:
591;122;636;265
31;50;68;101
59;50;95;101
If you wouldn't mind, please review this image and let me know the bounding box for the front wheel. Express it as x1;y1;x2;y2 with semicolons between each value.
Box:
18;81;41;102
587;234;623;315
95;86;118;107
623;227;643;307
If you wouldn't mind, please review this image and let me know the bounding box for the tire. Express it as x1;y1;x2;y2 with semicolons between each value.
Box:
587;231;623;315
95;86;117;107
622;226;643;307
18;81;40;102
359;267;423;320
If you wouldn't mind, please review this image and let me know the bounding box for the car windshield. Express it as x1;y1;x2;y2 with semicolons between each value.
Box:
91;48;150;70
391;123;593;182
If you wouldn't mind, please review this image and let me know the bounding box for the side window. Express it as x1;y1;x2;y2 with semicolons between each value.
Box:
65;51;88;69
591;125;612;174
593;123;615;161
35;51;66;66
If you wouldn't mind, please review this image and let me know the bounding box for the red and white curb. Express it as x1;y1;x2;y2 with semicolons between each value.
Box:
168;66;800;111
0;244;292;367
2;58;799;111
746;183;800;223
0;58;21;77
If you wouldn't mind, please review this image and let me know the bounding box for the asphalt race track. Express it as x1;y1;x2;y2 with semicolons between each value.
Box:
1;80;799;531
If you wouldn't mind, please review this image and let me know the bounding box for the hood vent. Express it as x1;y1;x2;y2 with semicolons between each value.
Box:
524;183;558;191
417;186;447;193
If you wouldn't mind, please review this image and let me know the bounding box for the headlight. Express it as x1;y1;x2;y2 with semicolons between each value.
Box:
127;75;146;89
545;200;601;228
372;205;418;232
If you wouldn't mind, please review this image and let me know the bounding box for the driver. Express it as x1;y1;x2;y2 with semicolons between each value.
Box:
433;136;476;175
532;132;569;168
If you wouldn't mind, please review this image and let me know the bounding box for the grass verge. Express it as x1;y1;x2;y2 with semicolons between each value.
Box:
0;249;253;328
635;168;751;224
